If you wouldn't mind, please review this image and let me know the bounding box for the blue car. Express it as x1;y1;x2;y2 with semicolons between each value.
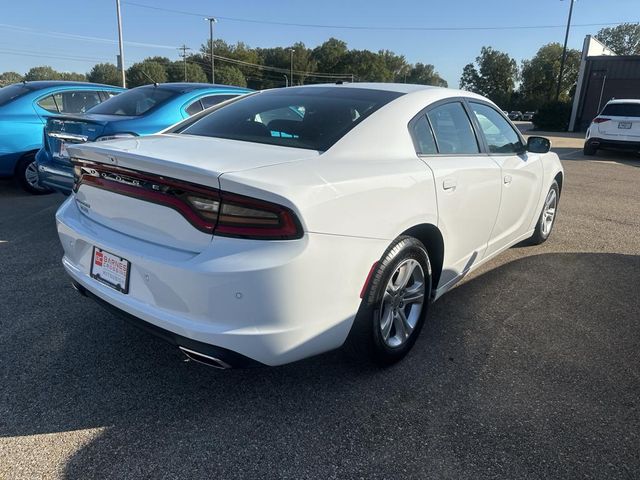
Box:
0;81;124;193
36;83;251;194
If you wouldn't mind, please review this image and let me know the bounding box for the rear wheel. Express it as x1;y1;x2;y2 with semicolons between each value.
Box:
583;142;597;156
346;236;431;365
16;153;52;195
529;180;559;245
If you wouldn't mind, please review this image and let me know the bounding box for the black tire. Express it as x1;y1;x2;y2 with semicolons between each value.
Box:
15;153;52;195
529;180;560;245
345;236;432;366
583;142;597;156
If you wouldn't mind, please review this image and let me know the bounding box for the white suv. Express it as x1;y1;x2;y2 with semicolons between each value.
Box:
584;99;640;155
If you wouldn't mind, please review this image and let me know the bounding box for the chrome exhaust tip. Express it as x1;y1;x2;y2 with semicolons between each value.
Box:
179;346;232;369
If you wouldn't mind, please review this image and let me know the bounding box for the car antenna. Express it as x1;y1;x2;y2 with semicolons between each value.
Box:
141;70;158;87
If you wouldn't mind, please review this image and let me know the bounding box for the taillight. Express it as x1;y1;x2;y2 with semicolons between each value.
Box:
593;117;610;124
72;160;302;240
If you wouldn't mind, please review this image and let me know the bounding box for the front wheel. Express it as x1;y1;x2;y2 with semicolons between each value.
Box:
16;153;52;195
346;236;432;365
529;180;559;245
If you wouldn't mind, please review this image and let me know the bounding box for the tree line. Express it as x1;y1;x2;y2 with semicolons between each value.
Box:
1;23;638;112
0;37;448;90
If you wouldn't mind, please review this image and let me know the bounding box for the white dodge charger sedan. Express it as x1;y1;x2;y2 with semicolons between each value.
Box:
56;83;563;368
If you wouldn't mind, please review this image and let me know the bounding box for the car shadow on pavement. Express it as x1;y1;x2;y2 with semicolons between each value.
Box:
1;249;638;478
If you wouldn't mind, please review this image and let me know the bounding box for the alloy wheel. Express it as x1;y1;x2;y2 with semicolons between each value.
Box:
379;258;425;348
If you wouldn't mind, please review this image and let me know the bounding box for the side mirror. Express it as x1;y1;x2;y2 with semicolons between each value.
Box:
527;136;551;153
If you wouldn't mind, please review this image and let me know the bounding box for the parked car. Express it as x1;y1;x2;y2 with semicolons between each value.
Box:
0;81;124;193
56;83;563;368
522;111;536;121
584;99;640;155
508;111;523;121
36;83;251;195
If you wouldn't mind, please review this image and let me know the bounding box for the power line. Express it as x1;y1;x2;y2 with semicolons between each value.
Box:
120;2;637;32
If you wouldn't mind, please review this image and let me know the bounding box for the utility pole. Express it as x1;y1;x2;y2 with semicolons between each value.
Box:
205;17;217;83
178;44;192;81
115;0;126;87
290;49;295;87
556;0;575;101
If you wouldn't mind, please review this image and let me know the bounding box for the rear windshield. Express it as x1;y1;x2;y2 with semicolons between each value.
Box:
88;86;176;116
0;84;30;107
602;103;640;117
176;87;403;151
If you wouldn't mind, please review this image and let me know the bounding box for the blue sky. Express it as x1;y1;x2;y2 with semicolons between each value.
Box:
1;0;638;87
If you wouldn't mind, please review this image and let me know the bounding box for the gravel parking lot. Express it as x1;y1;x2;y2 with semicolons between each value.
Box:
1;132;639;479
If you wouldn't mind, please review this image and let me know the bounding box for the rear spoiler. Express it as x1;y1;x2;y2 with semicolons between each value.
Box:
44;114;109;126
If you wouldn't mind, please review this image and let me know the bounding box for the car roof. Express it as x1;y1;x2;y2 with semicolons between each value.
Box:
607;98;640;105
137;83;251;93
16;80;121;90
303;82;442;94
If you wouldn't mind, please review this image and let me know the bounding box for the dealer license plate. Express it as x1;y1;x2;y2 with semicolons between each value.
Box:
90;247;130;294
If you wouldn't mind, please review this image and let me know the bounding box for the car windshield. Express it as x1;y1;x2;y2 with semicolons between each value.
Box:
602;103;640;118
176;86;403;151
89;86;177;116
0;84;31;107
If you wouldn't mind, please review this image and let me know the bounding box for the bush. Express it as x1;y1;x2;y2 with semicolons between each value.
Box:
532;101;572;131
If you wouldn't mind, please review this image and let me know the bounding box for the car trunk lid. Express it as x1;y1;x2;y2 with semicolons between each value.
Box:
67;134;318;252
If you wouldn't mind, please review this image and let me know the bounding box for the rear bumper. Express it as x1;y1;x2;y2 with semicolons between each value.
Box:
36;149;74;194
56;196;387;366
586;137;640;152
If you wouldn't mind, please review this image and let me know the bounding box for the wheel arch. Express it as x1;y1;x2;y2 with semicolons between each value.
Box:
401;223;444;295
13;149;39;175
554;170;564;194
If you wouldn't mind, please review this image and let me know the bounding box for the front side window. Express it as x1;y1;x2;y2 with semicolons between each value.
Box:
470;102;524;154
427;102;479;154
178;87;403;151
89;86;176;116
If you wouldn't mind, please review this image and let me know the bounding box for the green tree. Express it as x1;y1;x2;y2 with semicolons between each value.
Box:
459;47;518;107
59;72;87;81
87;63;121;86
0;71;23;86
126;60;168;87
311;38;348;73
595;23;640;55
167;61;208;83
24;66;61;81
406;63;447;87
214;65;247;87
520;43;581;105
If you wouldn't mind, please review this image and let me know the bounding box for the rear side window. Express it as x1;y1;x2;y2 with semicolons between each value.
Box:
201;94;237;109
410;115;437;154
37;95;59;113
427;102;479;154
601;103;640;117
470;102;524;154
185;100;203;116
53;91;102;114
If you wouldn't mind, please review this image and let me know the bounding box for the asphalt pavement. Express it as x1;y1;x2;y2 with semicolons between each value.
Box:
0;137;639;479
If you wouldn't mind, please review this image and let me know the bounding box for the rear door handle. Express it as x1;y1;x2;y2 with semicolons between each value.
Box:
504;174;513;184
443;178;457;191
